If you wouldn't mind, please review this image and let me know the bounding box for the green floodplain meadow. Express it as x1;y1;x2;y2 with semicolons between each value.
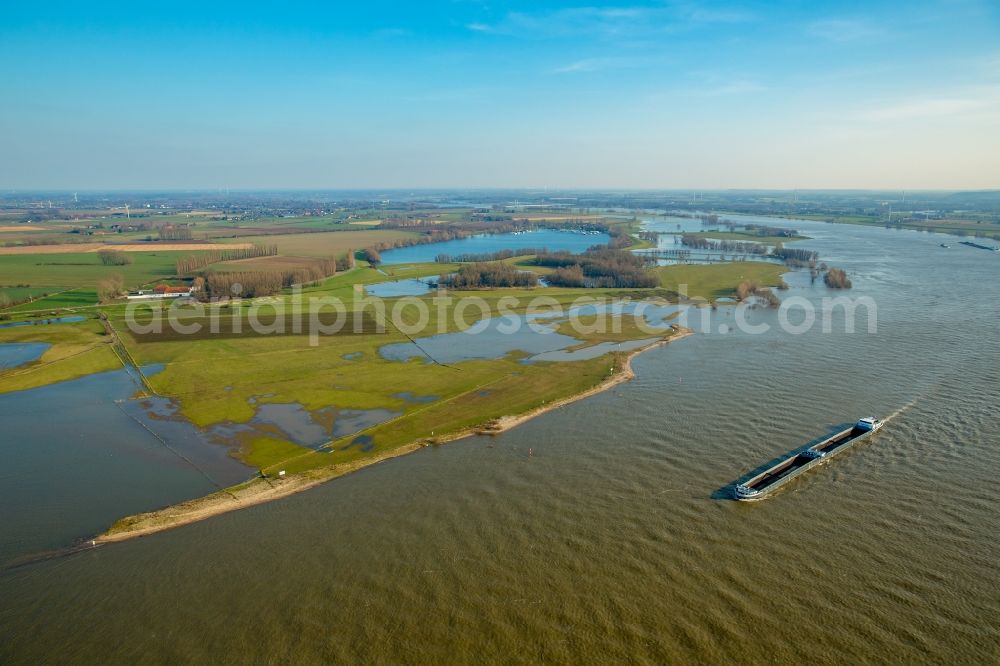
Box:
0;212;790;537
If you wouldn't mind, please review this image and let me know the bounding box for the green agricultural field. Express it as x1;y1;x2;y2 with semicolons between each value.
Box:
6;288;99;312
0;285;64;307
0;251;197;290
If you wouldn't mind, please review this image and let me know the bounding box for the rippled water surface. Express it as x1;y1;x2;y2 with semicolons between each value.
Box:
379;229;609;264
1;217;998;663
0;342;49;369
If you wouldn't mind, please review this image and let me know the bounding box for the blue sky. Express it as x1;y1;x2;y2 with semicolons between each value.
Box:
1;0;998;189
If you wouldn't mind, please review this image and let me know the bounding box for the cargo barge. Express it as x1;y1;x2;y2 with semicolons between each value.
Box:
734;417;883;501
959;241;1000;252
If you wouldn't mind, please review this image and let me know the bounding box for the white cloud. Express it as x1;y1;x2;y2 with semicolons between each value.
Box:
808;18;887;43
467;4;754;40
692;80;765;96
552;56;651;74
860;97;986;122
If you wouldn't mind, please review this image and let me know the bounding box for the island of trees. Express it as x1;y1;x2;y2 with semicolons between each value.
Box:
535;247;659;288
823;267;852;289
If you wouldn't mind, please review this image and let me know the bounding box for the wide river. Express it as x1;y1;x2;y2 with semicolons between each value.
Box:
1;216;998;663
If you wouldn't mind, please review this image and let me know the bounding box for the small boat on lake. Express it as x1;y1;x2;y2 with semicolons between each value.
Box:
940;243;950;248
734;417;883;501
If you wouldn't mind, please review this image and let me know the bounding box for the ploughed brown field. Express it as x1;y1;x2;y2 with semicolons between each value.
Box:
213;255;343;272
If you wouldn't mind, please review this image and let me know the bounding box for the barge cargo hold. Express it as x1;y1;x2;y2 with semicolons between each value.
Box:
734;417;883;501
959;240;1000;252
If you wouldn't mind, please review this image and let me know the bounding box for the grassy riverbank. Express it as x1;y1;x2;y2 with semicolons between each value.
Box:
98;329;692;542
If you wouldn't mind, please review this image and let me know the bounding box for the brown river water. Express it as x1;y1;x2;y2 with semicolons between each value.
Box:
0;216;998;663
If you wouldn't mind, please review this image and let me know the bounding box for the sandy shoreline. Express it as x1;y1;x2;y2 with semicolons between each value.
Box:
96;328;693;544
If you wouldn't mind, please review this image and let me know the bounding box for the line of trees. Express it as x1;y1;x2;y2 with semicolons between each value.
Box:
98;249;132;265
175;244;278;275
5;236;90;247
203;257;339;298
771;247;819;266
439;263;538;289
700;219;798;237
435;247;542;263
680;234;769;255
206;271;285;298
335;249;355;272
159;224;194;241
97;273;125;303
605;226;633;249
536;247;658;288
547;265;586;287
742;224;798;237
212;259;337;297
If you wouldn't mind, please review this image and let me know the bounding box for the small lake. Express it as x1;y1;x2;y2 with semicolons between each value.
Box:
366;277;439;298
0;342;50;369
0;315;86;329
379;229;609;265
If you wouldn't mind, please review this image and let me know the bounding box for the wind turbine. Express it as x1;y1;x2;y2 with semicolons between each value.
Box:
125;204;130;220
